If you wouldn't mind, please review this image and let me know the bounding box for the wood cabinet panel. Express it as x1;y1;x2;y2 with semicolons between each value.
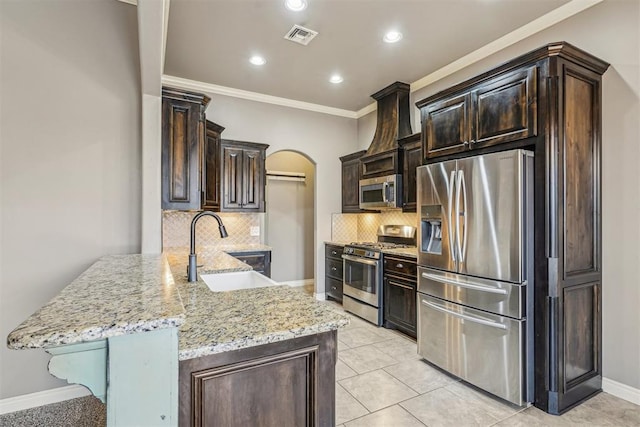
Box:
361;149;400;178
202;121;224;211
383;276;416;338
325;277;343;302
162;87;210;210
399;134;422;212
325;245;343;259
562;283;599;387
423;93;470;159
325;258;343;281
222;145;243;210
180;331;337;427
563;72;597;276
242;149;262;210
340;151;367;213
383;255;417;338
472;66;537;148
220;141;267;212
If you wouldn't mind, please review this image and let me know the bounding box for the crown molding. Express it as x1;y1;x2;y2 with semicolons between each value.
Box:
357;0;603;117
162;0;602;121
411;0;603;93
161;75;358;119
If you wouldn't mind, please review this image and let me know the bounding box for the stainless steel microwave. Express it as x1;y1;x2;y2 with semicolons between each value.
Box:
359;174;402;210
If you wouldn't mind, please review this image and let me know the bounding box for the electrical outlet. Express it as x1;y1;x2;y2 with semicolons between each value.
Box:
250;226;260;236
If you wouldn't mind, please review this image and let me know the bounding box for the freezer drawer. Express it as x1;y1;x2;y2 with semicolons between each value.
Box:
418;266;525;319
417;294;526;406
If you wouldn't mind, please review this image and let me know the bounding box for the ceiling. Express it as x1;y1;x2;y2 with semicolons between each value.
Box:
164;0;572;113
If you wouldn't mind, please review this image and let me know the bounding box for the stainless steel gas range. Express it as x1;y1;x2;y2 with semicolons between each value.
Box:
342;225;416;325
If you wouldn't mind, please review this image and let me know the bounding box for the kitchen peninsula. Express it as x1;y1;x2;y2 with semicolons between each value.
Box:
7;249;348;427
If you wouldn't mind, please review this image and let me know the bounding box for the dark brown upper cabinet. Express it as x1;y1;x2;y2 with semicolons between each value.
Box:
339;150;367;213
220;140;268;212
398;133;422;212
415;42;609;415
202;120;225;211
418;65;537;160
360;149;401;179
161;87;210;210
471;65;537;149
421;93;470;159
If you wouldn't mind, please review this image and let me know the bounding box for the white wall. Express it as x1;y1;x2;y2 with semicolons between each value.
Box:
265;151;315;282
205;96;358;295
0;0;141;399
357;0;640;390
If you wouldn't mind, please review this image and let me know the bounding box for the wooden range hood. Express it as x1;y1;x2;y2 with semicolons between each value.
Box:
361;81;412;177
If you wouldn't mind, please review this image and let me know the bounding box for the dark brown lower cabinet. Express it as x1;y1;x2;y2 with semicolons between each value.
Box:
227;251;271;277
325;244;344;302
383;255;417;338
179;330;337;427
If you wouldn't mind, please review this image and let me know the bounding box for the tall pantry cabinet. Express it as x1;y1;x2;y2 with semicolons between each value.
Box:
416;42;609;414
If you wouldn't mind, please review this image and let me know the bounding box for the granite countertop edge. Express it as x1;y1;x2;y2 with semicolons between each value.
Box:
8;248;349;357
7;254;186;350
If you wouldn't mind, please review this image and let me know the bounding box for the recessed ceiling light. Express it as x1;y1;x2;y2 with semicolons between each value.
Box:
383;30;403;43
249;55;266;66
285;0;307;12
329;74;343;84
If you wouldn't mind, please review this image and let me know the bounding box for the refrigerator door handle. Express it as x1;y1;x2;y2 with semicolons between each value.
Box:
421;298;508;330
448;170;457;261
458;169;468;262
421;272;508;295
455;170;463;262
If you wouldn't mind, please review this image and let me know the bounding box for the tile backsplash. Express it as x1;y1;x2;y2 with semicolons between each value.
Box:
331;211;417;242
163;211;262;249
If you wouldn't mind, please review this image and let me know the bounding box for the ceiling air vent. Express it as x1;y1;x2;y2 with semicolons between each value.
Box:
284;25;318;46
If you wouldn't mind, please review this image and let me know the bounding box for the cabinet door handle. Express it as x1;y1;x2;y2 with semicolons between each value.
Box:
388;280;414;291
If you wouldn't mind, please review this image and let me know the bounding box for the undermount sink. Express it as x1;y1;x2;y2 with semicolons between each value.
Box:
200;270;283;292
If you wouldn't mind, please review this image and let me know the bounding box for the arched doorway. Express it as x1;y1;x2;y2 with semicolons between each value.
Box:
265;150;316;290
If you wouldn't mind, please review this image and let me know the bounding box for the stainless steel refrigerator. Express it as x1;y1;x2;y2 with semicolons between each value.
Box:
416;148;534;406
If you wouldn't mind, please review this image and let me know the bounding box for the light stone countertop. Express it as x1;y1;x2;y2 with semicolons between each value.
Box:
382;247;418;259
324;241;349;247
7;248;349;361
7;255;186;349
165;250;348;360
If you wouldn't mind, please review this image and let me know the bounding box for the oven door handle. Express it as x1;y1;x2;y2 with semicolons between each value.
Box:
421;272;508;295
421;298;507;330
342;254;379;266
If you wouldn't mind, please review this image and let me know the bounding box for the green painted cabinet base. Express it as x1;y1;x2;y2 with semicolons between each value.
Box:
46;327;179;426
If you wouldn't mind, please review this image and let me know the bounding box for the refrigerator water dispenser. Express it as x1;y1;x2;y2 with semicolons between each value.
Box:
420;205;443;254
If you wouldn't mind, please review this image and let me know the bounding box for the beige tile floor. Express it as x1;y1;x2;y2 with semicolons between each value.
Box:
311;294;640;427
2;284;638;426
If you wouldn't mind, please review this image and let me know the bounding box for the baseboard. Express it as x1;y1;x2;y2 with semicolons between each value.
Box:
602;377;640;405
281;279;314;288
0;385;90;415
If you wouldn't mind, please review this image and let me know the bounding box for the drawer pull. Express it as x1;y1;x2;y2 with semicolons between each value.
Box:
389;280;414;291
396;263;404;268
421;272;507;295
331;286;337;291
331;251;338;256
421;299;507;330
331;267;337;271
